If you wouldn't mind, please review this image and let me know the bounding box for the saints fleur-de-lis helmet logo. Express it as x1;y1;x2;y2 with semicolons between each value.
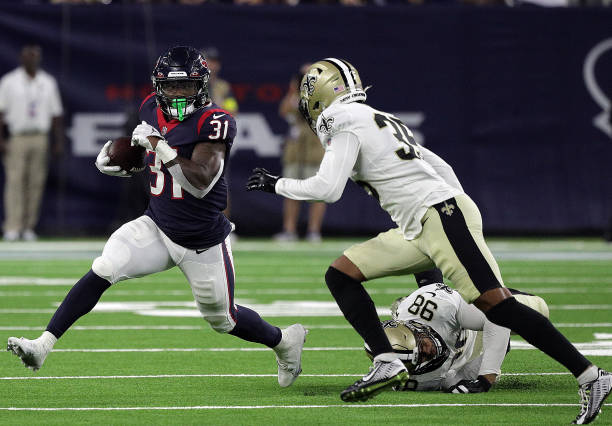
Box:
302;74;317;96
318;115;335;134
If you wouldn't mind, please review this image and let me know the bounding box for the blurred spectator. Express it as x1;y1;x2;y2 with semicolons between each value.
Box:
203;47;239;115
0;44;64;241
275;64;326;243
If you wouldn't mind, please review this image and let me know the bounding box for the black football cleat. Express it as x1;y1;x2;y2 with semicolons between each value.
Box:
340;358;408;402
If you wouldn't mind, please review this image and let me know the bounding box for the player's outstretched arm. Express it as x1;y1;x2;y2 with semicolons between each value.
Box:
455;299;510;387
247;132;358;203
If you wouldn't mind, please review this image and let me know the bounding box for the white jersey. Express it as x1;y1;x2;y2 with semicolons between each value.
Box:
275;101;462;239
394;284;489;391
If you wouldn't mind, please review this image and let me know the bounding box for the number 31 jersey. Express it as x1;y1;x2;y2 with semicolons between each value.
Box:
315;102;462;240
392;283;480;391
138;93;236;250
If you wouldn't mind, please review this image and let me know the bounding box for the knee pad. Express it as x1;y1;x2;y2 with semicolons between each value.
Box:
203;314;234;334
92;256;115;283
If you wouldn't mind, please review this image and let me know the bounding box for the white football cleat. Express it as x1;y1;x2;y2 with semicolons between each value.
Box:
7;332;56;371
573;369;612;424
274;324;308;387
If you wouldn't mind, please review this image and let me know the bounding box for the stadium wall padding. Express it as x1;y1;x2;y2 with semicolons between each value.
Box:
0;4;610;236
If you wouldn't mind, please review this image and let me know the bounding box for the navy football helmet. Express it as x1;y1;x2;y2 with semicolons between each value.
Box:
152;46;210;121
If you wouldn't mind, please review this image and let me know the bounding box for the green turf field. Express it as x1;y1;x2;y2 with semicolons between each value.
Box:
0;238;611;424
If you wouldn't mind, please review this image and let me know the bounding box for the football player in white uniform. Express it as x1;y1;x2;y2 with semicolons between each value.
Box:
247;58;611;423
365;283;550;393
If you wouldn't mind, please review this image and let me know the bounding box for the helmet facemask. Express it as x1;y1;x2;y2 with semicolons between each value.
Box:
364;320;450;376
154;76;209;121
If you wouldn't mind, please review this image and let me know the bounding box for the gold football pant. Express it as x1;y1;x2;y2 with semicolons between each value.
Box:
344;194;504;303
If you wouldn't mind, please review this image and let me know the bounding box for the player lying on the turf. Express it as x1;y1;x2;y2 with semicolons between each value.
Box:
7;46;307;388
246;58;611;424
364;283;549;393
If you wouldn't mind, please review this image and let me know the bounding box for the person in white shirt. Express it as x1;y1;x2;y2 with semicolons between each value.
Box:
0;44;64;241
246;58;611;424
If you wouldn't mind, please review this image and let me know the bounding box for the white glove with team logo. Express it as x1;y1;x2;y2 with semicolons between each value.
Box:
95;140;130;177
131;121;163;151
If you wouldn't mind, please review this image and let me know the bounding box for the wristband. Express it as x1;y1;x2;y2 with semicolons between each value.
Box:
155;140;178;164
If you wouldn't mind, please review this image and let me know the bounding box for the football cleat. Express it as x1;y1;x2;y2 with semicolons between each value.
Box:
340;358;409;402
7;333;55;371
274;324;308;387
573;369;612;424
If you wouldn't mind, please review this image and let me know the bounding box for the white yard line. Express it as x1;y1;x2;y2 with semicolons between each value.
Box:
2;303;611;316
0;325;204;331
2;275;612;287
0;372;571;381
0;403;579;411
48;347;363;352
1;323;610;332
4;287;612;297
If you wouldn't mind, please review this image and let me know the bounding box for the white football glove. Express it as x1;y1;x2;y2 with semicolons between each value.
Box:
131;121;163;151
131;120;177;164
95;140;131;177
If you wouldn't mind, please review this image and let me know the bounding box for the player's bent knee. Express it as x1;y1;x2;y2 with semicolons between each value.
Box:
515;294;549;319
203;314;234;334
91;256;115;284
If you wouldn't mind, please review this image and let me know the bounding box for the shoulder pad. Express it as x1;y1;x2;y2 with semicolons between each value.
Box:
316;103;356;138
139;93;156;112
197;108;237;142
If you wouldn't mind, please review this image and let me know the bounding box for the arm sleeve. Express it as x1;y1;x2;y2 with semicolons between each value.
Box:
419;146;463;191
456;299;509;377
275;131;359;203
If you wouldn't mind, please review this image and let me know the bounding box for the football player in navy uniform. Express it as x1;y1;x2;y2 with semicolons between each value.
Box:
7;46;307;389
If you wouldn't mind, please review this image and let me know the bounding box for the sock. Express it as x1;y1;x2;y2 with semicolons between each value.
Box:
485;297;591;378
325;266;392;357
46;270;111;339
229;305;282;348
374;352;400;363
577;365;599;386
414;268;444;288
37;331;57;351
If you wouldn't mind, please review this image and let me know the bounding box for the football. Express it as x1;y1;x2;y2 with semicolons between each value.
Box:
107;136;147;173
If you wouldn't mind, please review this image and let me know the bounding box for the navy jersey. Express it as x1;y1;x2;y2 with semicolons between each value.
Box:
138;93;237;250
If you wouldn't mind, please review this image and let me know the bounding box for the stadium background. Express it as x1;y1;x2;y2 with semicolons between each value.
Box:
0;3;610;238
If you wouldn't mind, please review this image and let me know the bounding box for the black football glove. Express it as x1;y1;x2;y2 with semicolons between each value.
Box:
446;375;492;394
246;168;280;193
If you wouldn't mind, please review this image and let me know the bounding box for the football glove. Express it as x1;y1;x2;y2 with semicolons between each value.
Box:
95;140;131;177
131;121;163;151
446;375;492;394
246;168;280;193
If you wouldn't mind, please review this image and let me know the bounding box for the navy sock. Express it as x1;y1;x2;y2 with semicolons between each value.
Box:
46;270;111;339
486;297;591;377
414;268;444;288
325;266;393;357
229;305;282;348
